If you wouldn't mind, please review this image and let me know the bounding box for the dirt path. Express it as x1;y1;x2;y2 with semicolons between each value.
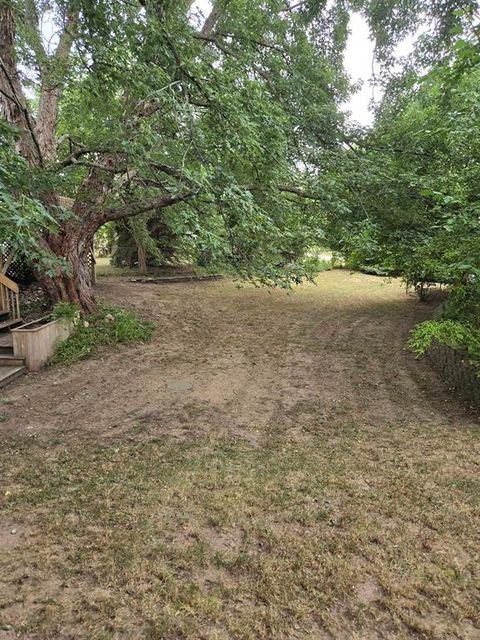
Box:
2;271;474;440
1;271;479;640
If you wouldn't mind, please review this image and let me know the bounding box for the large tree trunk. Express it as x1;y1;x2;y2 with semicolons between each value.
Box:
39;231;97;314
0;3;42;166
37;161;118;313
37;204;101;314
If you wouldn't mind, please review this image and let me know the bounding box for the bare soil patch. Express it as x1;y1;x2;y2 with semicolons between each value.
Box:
0;271;479;639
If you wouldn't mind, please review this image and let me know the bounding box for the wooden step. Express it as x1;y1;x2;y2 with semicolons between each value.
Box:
0;318;23;332
0;309;9;319
0;354;24;367
0;347;13;355
0;366;26;388
0;333;13;349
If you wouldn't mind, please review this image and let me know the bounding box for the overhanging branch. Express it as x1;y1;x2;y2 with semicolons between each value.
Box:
57;146;111;169
105;190;198;221
278;184;321;200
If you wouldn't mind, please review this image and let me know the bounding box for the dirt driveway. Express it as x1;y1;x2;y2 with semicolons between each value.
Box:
1;271;479;639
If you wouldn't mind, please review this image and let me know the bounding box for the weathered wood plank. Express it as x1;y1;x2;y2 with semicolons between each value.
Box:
0;272;19;293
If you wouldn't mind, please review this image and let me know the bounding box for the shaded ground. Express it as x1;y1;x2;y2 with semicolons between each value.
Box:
0;270;479;639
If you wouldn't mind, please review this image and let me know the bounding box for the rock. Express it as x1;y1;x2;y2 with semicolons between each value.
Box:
168;379;194;392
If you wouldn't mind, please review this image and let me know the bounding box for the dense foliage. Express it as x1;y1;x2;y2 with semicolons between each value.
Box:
335;34;480;292
0;120;57;267
323;8;480;364
409;320;480;368
0;0;357;309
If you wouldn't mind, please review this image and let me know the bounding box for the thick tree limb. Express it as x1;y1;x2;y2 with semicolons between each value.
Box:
0;3;42;165
105;191;198;222
194;32;231;55
23;0;47;69
201;2;222;37
149;162;195;183
34;3;79;161
245;182;322;201
278;184;322;200
56;146;111;168
54;6;78;63
282;1;307;12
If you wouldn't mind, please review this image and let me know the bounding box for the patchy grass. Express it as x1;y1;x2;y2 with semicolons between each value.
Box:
50;303;154;365
1;271;479;639
1;423;479;639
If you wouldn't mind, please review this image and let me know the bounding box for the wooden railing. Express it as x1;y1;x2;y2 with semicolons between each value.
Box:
0;272;21;321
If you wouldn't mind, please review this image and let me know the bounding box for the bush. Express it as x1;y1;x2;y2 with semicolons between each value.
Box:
409;319;480;369
50;304;155;365
302;256;333;276
50;302;81;323
440;283;480;327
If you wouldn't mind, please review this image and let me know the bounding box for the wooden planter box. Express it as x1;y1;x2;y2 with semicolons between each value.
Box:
12;317;73;371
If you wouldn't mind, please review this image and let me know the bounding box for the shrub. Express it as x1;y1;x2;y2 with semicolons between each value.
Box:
50;304;155;365
409;319;480;369
440;283;480;327
50;302;81;323
302;256;333;276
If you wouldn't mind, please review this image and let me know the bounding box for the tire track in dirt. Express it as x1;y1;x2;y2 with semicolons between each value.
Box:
1;271;476;443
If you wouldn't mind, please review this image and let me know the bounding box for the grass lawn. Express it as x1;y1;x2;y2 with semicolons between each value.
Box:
0;271;478;639
95;256;139;278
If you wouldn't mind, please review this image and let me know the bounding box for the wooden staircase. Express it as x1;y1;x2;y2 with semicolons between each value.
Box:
0;273;26;388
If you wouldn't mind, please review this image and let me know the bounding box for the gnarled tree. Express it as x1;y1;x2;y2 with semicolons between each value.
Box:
4;0;471;312
0;0;353;311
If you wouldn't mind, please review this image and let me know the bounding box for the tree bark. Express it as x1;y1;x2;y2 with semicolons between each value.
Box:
0;2;42;165
201;2;223;36
137;242;148;275
35;85;62;161
31;5;78;161
41;162;118;313
39;228;98;314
